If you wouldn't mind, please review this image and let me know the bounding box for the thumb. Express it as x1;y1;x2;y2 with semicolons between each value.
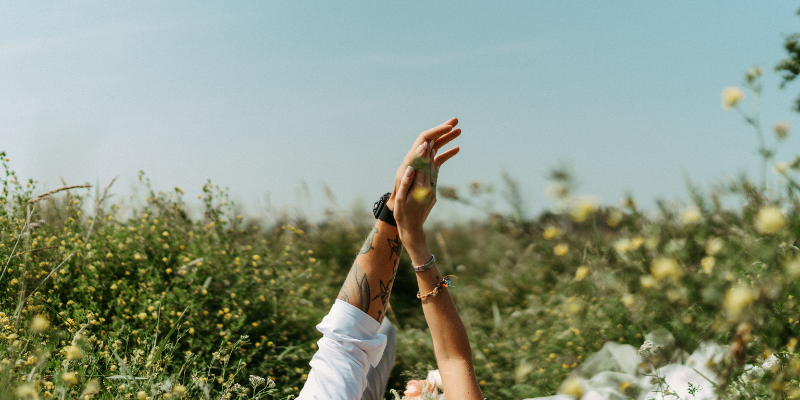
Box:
396;166;415;201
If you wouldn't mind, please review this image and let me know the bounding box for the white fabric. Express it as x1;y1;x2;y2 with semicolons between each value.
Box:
297;299;388;400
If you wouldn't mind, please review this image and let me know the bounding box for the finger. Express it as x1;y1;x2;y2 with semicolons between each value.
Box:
415;141;428;157
419;117;458;141
396;166;415;201
429;141;436;177
432;128;461;150
434;147;460;167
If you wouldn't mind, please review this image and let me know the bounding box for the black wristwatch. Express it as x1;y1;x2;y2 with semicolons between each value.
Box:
373;192;397;226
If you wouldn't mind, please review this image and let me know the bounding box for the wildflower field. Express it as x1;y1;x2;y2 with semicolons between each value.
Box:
3;58;800;400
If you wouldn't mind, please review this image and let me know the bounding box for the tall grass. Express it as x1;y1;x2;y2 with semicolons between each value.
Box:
1;69;799;400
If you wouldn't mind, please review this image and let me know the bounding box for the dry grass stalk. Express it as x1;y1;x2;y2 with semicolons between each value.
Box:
27;184;91;204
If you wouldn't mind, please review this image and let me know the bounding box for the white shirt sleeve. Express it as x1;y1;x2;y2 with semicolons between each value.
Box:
297;299;387;400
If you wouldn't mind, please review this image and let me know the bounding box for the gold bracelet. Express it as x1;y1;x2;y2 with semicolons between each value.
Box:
417;275;458;301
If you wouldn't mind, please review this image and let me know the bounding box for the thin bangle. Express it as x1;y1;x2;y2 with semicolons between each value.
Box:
413;254;436;273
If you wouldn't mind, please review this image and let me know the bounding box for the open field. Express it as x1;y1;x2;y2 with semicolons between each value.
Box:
2;75;800;400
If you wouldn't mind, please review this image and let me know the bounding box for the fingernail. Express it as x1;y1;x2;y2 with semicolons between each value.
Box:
417;143;425;155
404;166;413;176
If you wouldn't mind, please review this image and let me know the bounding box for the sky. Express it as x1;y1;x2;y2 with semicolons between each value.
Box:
2;1;800;223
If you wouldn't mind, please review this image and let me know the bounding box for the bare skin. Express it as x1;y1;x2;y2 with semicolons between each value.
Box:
337;118;462;322
394;130;483;400
336;117;481;399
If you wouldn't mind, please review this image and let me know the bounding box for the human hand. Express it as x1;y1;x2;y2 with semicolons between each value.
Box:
387;118;461;210
393;139;437;252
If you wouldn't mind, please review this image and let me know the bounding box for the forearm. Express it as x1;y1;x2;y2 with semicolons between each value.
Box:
406;238;475;358
406;239;481;398
337;219;402;322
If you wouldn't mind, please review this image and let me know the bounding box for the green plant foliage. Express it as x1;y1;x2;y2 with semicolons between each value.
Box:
1;69;800;400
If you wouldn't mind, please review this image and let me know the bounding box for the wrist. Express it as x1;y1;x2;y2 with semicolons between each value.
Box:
403;233;431;265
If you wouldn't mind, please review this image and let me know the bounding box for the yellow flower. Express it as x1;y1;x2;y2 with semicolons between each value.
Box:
32;314;49;333
645;236;660;250
172;385;187;397
15;384;39;400
621;294;635;307
701;256;715;274
515;362;535;384
680;208;701;225
62;371;78;386
721;87;745;110
575;266;590;281
570;199;596;223
65;345;82;360
724;285;756;317
137;391;148;400
774;121;791;140
640;275;659;289
606;209;623;228
786;257;800;278
84;379;100;395
613;238;631;254
650;258;682;282
543;226;560;240
619;381;632;392
162;231;169;237
553;244;569;257
412;187;432;203
252;255;260;261
755;206;786;234
788;338;798;353
705;237;724;256
630;237;644;249
561;376;583;398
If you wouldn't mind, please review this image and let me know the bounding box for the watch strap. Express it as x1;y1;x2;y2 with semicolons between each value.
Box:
373;192;397;226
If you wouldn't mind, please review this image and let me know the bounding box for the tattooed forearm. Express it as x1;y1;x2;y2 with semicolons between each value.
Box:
338;260;371;313
359;227;378;255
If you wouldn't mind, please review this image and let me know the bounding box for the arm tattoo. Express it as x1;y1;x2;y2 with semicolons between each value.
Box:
387;234;402;261
359;227;378;255
338;260;371;313
372;279;391;306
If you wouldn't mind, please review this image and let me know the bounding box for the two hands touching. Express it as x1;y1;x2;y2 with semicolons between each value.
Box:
390;118;461;264
328;117;481;400
388;118;483;400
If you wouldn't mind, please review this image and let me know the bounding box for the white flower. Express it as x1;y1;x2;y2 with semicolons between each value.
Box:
773;161;790;175
721;87;745;110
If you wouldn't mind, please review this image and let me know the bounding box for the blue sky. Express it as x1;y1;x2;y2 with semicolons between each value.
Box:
2;1;800;222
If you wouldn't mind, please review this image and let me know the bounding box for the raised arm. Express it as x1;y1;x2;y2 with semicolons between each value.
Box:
393;129;483;400
337;118;462;322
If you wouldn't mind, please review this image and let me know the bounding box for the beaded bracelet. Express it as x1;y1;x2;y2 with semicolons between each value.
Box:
413;254;436;272
417;275;458;301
